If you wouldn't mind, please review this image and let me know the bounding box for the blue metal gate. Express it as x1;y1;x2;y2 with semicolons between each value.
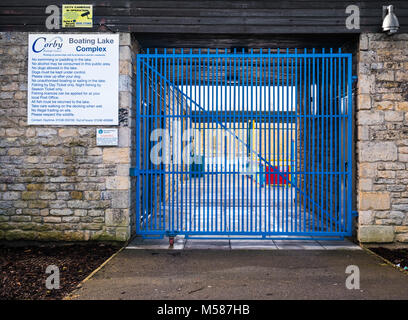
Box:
133;48;353;240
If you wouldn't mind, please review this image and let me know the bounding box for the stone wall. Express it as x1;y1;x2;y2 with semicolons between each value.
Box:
0;32;137;242
357;33;408;243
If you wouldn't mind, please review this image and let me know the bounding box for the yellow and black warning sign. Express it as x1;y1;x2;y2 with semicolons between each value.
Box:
62;4;93;28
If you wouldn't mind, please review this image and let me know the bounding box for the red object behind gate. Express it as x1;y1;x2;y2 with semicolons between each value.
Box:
265;166;290;186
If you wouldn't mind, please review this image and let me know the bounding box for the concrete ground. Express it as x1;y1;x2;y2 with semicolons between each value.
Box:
71;245;408;300
127;236;361;250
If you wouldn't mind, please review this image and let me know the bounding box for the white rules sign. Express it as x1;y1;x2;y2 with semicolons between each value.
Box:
28;34;119;125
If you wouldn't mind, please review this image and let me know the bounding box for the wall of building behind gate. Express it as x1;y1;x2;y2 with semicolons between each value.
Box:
0;32;137;242
357;33;408;243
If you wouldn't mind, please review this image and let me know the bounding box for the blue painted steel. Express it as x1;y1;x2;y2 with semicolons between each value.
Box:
134;49;353;239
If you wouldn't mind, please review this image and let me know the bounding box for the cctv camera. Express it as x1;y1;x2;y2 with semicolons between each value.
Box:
382;5;400;35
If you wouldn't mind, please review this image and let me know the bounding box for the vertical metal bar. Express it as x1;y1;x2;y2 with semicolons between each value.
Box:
347;54;353;235
334;50;338;234
163;49;167;232
225;49;229;234
213;49;217;233
294;48;298;233
193;51;197;233
206;49;210;233
290;52;294;232
329;48;333;233
145;55;149;233
311;48;316;233
233;49;237;234
158;53;162;231
153;48;158;232
268;49;272;234
166;49;171;233
249;49;253;233
246;51;249;232
342;55;346;234
255;50;259;233
136;54;141;234
325;50;329;232
286;48;290;233
272;53;276;233
307;51;311;232
179;49;184;234
171;49;175;234
212;50;216;233
320;49;325;232
241;50;245;233
189;49;193;234
263;51;267;234
146;51;151;233
302;49;306;233
198;49;202;233
277;48;281;233
149;51;154;232
316;52;320;233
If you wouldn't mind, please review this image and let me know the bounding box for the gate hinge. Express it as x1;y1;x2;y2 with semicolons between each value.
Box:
352;211;358;217
352;75;358;82
129;168;138;176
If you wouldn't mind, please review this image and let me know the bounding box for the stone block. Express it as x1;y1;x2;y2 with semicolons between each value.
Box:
2;192;20;200
357;111;384;125
110;191;129;209
120;60;131;76
43;216;61;223
396;101;408;111
115;227;130;241
374;101;394;110
118;127;130;147
395;226;408;233
58;128;78;138
358;178;372;191
103;148;129;163
106;176;129;190
5;230;38;241
384;111;404;122
396;71;408;81
359;192;390;210
119;74;131;91
358;225;394;243
359;142;397;162
6;128;24;137
120;45;131;61
119;33;131;46
395;233;408;242
70;191;83;200
50;209;73;216
28;200;48;209
105;209;128;226
357;94;371;110
359;211;374;225
36;128;57;137
21;191;38;200
359;34;369;51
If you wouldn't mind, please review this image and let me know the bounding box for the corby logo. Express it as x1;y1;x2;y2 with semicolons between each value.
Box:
32;36;63;53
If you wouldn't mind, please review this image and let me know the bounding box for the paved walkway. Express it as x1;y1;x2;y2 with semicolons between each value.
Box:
127;236;361;250
71;246;408;300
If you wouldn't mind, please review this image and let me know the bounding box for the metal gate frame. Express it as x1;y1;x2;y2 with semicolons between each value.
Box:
132;48;353;240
